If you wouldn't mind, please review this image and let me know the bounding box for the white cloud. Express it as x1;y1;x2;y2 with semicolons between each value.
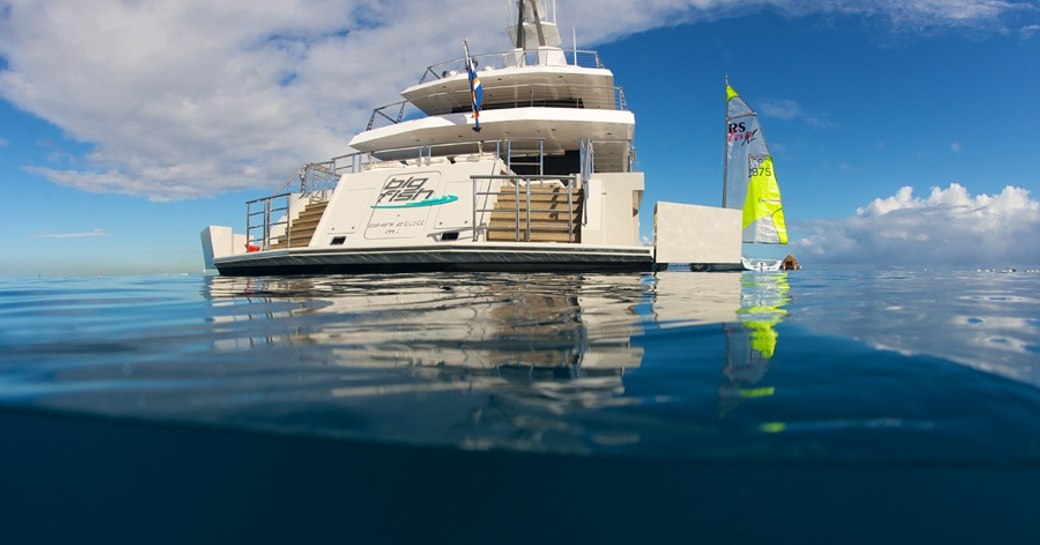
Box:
793;183;1040;266
774;0;1033;31
35;228;111;239
757;98;802;120
0;0;1030;200
950;142;963;153
757;98;835;128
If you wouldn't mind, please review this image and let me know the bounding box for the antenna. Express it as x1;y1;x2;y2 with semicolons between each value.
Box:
529;0;546;47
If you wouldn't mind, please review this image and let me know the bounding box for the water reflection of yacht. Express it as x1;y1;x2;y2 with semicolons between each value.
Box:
204;272;786;419
199;271;793;451
206;273;648;373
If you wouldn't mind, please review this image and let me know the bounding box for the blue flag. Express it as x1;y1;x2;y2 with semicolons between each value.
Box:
465;48;483;132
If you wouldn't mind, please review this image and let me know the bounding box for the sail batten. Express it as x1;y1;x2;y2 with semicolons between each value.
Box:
724;84;788;245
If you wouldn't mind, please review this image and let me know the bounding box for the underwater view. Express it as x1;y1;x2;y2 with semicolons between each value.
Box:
1;269;1039;543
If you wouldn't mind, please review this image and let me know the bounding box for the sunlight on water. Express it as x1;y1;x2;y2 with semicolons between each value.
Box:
1;269;1039;462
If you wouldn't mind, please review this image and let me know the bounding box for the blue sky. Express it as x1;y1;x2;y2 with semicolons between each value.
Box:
1;0;1038;276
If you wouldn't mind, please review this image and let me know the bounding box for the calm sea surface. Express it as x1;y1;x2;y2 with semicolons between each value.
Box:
1;269;1039;543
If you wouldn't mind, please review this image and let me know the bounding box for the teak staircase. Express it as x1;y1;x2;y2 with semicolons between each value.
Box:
270;200;328;249
487;183;582;243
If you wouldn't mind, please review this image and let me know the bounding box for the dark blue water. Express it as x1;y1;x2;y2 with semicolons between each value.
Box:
1;269;1039;543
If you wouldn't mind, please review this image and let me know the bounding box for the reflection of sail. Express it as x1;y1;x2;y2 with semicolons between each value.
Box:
718;272;791;416
647;271;791;417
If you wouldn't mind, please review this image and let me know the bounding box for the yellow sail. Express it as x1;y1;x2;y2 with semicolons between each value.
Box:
741;156;788;244
725;84;788;244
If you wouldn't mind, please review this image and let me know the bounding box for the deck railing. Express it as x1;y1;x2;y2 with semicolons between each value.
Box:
286;139;553;179
471;174;581;243
246;192;290;251
418;48;605;84
243;136;632;251
366;83;627;130
264;135;631;195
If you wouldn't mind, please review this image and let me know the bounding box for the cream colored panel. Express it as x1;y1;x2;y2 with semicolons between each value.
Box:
654;202;741;264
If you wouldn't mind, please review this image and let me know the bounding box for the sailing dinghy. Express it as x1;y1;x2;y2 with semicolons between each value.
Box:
722;83;789;271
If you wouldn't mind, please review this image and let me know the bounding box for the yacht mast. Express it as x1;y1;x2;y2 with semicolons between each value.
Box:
722;73;729;208
515;0;525;49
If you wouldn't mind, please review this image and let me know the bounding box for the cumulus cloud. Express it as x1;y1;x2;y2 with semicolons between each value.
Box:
757;98;835;128
0;0;1031;200
793;183;1040;266
757;98;802;120
35;228;111;239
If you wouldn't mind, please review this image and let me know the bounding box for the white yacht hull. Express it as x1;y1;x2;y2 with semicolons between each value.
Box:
200;5;748;277
741;257;783;272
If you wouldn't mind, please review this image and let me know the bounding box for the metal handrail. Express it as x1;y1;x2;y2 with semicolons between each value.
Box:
317;138;554;174
246;192;291;251
418;48;605;84
470;174;580;242
366;83;628;130
243;134;634;250
264;134;629;197
270;158;349;197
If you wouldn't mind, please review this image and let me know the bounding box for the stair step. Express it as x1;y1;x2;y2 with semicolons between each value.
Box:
488;225;576;234
495;192;582;201
494;203;581;212
268;200;328;249
298;206;328;219
486;183;583;243
488;214;576;224
492;202;581;211
291;217;323;230
489;211;580;221
487;230;579;243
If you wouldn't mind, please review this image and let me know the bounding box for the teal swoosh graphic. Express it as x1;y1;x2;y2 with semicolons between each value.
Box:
370;195;459;209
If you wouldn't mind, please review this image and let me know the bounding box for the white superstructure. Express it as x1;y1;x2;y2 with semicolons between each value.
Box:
202;1;741;275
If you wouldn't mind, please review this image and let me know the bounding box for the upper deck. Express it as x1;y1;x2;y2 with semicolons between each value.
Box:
403;48;619;117
364;47;626;133
349;1;635;174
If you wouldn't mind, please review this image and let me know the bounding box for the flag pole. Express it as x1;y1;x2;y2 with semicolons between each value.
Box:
464;39;483;135
722;73;729;208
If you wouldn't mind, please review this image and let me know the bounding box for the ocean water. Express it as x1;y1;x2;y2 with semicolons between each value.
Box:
1;269;1039;543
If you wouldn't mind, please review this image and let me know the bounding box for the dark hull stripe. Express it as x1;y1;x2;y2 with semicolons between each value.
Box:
218;260;656;276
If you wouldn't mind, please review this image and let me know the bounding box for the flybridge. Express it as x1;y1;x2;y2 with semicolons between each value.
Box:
418;48;606;84
366;49;625;132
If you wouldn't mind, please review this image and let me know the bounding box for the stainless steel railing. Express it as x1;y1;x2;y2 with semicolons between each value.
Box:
471;174;581;243
367;83;628;130
246;192;290;251
418;48;605;84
